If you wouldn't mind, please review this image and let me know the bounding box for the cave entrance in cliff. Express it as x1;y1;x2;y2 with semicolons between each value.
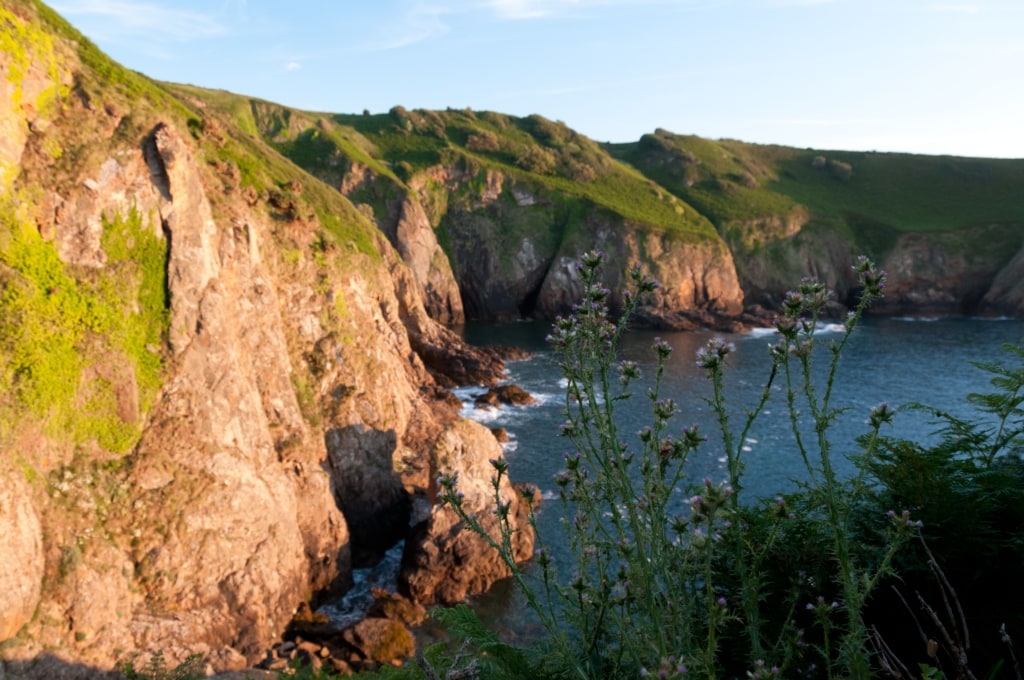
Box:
518;283;542;319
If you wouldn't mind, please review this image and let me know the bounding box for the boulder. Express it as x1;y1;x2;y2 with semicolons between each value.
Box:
400;419;536;604
474;384;535;409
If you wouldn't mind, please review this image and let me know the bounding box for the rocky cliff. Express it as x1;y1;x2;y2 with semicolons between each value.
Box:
0;2;530;676
211;101;750;331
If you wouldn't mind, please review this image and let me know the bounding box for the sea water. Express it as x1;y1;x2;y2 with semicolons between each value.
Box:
450;315;1024;639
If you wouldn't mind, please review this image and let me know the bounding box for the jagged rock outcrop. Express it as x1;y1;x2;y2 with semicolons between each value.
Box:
981;241;1024;316
0;119;353;673
331;159;464;325
725;220;1024;317
400;418;536;604
537;218;745;329
385;195;464;325
874;226;1022;316
119;123;349;666
729;225;860;310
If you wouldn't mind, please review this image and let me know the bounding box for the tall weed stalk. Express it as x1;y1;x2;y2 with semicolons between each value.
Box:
438;252;920;678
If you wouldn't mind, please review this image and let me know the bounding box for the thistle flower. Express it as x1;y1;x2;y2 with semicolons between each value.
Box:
869;402;895;428
653;337;673;359
696;337;736;371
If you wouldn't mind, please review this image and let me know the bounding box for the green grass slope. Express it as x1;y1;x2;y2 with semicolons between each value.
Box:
166;90;722;244
608;129;1024;256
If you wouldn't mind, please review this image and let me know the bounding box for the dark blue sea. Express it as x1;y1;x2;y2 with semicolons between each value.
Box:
460;315;1023;502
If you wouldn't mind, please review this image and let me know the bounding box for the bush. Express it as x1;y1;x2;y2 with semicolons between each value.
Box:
466;130;501;153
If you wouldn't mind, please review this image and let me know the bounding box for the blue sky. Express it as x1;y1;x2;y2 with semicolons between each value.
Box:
48;0;1024;158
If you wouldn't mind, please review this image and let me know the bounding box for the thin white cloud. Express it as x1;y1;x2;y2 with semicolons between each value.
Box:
487;0;684;20
50;0;224;41
924;3;983;14
360;3;453;50
285;61;301;71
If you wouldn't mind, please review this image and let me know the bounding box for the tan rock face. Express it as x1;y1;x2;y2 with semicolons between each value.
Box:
400;419;536;604
729;226;859;309
119;124;350;664
432;173;746;324
875;226;1020;316
3;116;360;672
0;468;43;642
391;197;464;325
536;221;745;323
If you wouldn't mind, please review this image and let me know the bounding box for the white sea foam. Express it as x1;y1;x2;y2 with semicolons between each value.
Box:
456;385;555;426
746;322;846;338
318;541;404;629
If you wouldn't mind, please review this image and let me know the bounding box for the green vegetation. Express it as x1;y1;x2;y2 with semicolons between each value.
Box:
609;130;1024;259
0;2;68;185
117;651;205;680
0;199;167;453
328;108;718;241
153;89;1024;272
435;254;1023;678
25;0;183;115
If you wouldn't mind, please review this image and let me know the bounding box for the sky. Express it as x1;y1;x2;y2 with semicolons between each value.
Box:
46;0;1024;158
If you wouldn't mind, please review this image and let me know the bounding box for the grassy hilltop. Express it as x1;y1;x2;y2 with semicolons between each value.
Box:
608;129;1024;254
161;87;720;240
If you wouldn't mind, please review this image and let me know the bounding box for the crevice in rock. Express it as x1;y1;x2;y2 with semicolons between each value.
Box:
517;263;550;318
143;124;172;202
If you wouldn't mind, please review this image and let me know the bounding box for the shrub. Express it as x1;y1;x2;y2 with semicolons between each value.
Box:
858;342;1024;674
513;145;556;175
466;130;501;153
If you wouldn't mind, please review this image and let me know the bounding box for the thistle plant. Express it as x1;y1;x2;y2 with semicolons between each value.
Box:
437;251;922;679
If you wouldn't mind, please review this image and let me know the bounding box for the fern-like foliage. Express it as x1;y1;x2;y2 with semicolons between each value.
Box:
431;605;540;679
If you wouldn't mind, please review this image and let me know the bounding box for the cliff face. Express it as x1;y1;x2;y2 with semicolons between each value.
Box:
981;242;1024;316
0;3;526;675
396;165;744;328
726;220;1024;315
